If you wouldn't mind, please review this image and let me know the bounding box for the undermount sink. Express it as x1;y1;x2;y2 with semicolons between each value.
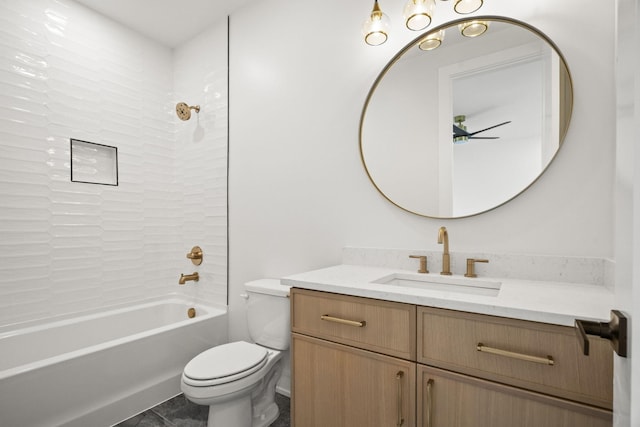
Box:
372;273;501;297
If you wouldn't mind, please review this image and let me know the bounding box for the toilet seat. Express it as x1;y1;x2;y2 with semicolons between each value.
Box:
182;341;269;387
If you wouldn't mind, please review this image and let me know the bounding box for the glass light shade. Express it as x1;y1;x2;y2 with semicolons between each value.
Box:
453;135;468;144
418;29;445;51
453;119;468;144
454;0;483;14
363;1;391;46
403;0;435;31
459;20;489;37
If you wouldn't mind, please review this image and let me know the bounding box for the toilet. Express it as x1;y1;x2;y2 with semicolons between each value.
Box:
181;279;291;427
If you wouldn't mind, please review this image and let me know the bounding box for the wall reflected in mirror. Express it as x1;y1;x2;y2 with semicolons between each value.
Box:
360;17;573;218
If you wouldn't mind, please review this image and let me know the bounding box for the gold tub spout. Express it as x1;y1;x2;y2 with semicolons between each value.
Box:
179;272;199;285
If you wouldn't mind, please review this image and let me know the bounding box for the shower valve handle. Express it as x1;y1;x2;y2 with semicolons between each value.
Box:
186;246;203;265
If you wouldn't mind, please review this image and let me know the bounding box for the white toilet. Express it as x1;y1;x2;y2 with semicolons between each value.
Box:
181;279;291;427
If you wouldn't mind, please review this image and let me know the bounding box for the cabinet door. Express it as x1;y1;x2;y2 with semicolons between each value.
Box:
292;333;416;427
417;306;612;409
417;365;612;427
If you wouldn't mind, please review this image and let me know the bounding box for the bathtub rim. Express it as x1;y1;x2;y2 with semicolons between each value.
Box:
0;294;227;381
0;292;224;334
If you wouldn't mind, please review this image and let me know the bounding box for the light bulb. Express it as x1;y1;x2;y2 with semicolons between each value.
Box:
459;20;489;37
418;29;445;51
363;1;391;46
403;0;436;31
454;0;483;14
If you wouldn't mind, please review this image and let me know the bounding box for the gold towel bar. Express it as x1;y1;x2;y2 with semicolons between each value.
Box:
477;343;554;365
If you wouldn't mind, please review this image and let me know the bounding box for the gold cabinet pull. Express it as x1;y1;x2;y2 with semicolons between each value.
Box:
425;379;434;427
320;314;366;327
477;343;554;366
396;371;404;427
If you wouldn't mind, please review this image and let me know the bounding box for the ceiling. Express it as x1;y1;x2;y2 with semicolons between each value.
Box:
73;0;254;47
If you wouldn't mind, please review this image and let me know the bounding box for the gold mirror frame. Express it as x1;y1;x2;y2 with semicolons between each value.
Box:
359;16;573;219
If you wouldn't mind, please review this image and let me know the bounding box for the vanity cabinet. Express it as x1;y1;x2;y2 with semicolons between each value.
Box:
291;289;613;427
292;334;416;427
291;288;416;427
417;306;613;410
417;366;612;427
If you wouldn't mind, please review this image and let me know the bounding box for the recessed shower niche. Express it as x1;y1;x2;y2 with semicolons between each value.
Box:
70;139;119;186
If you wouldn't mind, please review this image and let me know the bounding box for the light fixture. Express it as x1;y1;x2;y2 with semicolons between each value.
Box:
453;115;469;144
418;29;445;51
362;0;391;46
363;0;485;46
459;20;489;37
453;0;483;14
403;0;435;31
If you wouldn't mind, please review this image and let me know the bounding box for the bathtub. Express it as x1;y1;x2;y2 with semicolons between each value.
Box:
0;296;227;427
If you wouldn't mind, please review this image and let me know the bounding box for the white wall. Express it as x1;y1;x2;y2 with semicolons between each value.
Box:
173;21;229;308
0;0;228;326
362;52;440;214
228;0;615;345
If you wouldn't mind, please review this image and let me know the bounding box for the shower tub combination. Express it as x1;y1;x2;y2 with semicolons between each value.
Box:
0;296;227;427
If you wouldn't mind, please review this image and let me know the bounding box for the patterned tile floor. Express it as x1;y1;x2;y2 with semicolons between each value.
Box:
115;393;290;427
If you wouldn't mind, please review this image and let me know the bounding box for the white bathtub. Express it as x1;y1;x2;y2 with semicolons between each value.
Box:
0;296;227;427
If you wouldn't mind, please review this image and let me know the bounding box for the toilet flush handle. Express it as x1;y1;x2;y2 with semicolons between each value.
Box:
240;293;249;300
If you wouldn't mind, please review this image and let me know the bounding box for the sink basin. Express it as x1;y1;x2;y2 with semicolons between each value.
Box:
372;273;501;296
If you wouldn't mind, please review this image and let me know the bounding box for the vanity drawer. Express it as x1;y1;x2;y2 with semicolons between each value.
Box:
417;306;613;409
291;288;416;360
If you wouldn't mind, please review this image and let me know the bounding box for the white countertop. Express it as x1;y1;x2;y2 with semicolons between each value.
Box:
281;264;615;327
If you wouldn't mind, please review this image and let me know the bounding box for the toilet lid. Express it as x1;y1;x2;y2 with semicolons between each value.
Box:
183;341;268;384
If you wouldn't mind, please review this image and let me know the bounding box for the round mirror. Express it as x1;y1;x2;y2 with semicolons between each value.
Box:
360;17;573;218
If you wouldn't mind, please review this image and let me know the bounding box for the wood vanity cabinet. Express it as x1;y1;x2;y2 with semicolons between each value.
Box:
417;366;612;427
291;289;613;427
293;334;416;427
416;307;613;426
291;288;416;427
417;306;613;410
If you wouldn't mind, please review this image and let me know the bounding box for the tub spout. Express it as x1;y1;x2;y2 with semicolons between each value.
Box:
179;272;199;285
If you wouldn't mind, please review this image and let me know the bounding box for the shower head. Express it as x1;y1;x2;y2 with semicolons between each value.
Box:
176;102;200;121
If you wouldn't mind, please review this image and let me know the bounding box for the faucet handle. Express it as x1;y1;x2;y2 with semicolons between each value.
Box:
409;255;429;274
186;246;203;265
465;258;489;278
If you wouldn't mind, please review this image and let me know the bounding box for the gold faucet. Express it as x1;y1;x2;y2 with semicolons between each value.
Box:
465;258;489;278
409;255;429;274
437;226;452;275
179;272;199;285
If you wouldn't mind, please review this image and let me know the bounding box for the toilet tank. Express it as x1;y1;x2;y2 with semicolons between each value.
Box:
244;279;291;350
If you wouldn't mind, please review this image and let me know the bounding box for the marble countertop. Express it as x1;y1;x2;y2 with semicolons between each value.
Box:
281;264;615;327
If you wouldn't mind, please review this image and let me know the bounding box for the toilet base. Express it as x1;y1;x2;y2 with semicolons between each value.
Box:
205;396;279;427
204;379;281;427
207;395;252;427
184;350;283;427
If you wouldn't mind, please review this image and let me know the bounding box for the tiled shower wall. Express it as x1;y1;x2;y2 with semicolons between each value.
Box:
0;0;228;326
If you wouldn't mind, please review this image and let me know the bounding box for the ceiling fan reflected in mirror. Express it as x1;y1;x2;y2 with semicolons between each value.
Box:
452;115;511;144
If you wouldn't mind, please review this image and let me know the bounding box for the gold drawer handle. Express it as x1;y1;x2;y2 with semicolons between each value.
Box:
396;371;404;427
320;314;366;327
425;378;434;427
477;343;554;366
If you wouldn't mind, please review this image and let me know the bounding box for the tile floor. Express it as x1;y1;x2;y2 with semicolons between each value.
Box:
115;393;290;427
